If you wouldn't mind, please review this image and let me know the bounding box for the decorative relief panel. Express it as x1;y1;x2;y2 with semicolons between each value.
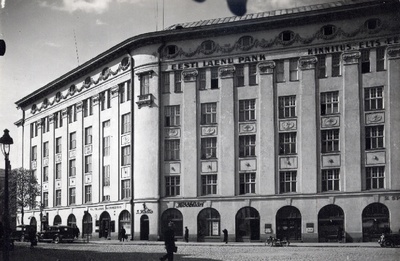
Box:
279;156;298;169
279;120;297;131
182;69;198;82
321;154;341;168
69;177;76;186
343;51;361;65
387;45;400;59
121;134;131;145
239;159;257;171
365;112;385;125
258;61;275;74
219;65;235;78
69;150;76;159
239;123;256;134
165;128;181;138
201;126;218;136
321;116;340;128
366;151;386;165
164;162;181;174
55;154;62;163
43;183;48;191
84;145;92;155
201;161;218;173
85;174;92;184
121;166;130;179
299;56;317;70
55;181;61;189
31;160;37;170
43;158;49;167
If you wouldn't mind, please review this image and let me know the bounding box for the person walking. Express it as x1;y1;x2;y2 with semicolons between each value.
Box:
223;229;228;244
28;226;37;249
184;227;189;243
120;227;126;242
160;222;177;261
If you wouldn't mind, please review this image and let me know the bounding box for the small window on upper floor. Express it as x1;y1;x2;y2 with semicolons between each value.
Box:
69;85;76;95
365;18;381;31
321;25;336;36
280;31;295;42
165;45;178;56
238;36;254;49
201;40;216;54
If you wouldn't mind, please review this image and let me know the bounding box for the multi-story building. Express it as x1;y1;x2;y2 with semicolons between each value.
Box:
15;0;400;242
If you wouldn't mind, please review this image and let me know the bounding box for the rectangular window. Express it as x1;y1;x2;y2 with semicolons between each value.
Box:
100;91;111;111
321;129;340;153
126;81;131;101
165;176;180;196
55;190;61;206
321;91;339;115
69;132;76;150
42;117;49;133
279;96;296;118
68;105;77;123
103;165;110;186
289;58;299;81
201;137;217;159
235;65;244;87
103;120;110;128
121;113;131;134
43;166;49;182
121;146;131;166
103;136;110;156
55;137;62;154
376;47;385;72
121;180;131;199
162;72;170;93
54;111;63;129
317;55;326;78
119;83;126;103
201;103;217;125
85;185;92;203
85;126;92;145
249;63;257;85
239;173;256;194
280;171;297;193
239;99;256;122
366;125;384;150
69;159;76;177
361;49;370;73
85;155;92;173
276;60;285;82
31;146;37;161
43;141;49;157
43;192;49;207
198;69;206;90
174;71;182;92
211;67;219;89
322;169;340;192
165;139;180;161
165;105;181;127
366;166;385;190
279;132;297;155
140;74;150;95
69;188;76;205
201;174;217;195
239;135;256;157
31;122;37;138
83;98;93;117
55;163;62;180
365;86;383;111
331;53;341;77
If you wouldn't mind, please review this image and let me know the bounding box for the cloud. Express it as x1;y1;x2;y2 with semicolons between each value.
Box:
39;0;141;14
96;19;106;25
1;0;5;9
44;41;62;48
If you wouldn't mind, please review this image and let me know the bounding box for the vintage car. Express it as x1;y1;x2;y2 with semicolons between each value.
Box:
378;233;400;247
37;225;75;243
11;225;36;242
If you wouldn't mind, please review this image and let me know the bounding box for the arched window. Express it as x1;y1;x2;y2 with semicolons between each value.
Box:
236;207;260;241
197;208;220;241
161;208;183;237
53;215;62;226
67;214;77;228
362;203;389;242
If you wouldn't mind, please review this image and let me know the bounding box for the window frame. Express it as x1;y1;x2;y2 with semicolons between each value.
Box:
321;169;340;192
201;103;217;125
121;179;131;199
279;171;297;193
366;166;385;190
165;139;180;161
239;172;256;194
321;91;339;115
279;96;296;119
279;132;297;155
239;135;256;157
201;137;217;159
201;174;218;195
165;105;181;127
165;176;181;196
364;86;383;111
365;125;384;150
239;99;256;122
321;129;340;153
121;146;131;166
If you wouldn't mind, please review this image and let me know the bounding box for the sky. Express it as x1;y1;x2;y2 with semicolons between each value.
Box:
0;0;333;167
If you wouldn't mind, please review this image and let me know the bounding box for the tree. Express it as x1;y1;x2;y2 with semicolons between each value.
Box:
9;168;40;225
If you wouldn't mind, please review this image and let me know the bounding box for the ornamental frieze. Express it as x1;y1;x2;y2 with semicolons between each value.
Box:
239;123;256;134
365;112;385;125
279;120;297;131
321;116;340;128
201;126;218;136
182;69;198;82
165;128;181;138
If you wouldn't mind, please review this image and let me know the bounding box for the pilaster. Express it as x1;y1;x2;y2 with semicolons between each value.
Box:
75;101;84;205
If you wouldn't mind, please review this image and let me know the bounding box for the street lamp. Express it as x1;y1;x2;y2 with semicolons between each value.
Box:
0;129;13;261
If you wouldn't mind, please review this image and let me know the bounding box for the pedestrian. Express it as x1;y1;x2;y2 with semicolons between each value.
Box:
120;227;126;242
160;221;177;261
28;226;37;249
223;229;228;244
74;226;80;239
184;226;189;243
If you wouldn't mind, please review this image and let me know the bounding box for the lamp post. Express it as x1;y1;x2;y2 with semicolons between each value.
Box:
0;129;13;261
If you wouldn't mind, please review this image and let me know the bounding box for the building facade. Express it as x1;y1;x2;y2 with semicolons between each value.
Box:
15;0;400;242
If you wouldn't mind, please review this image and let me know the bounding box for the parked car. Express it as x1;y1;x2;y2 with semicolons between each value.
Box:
37;225;75;244
11;225;36;242
378;233;400;247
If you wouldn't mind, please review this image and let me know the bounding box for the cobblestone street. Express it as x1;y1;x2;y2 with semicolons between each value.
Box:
4;241;400;261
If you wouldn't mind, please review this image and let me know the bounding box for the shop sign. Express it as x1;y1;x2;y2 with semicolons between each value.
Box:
384;195;400;200
136;203;153;215
176;201;205;208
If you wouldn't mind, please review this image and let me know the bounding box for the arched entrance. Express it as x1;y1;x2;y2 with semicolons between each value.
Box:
82;212;93;238
140;215;149;240
67;214;77;228
235;207;260;242
362;203;390;242
197;208;221;242
276;206;301;241
318;204;344;242
53;215;62;225
161;209;183;239
99;211;112;238
119;210;131;240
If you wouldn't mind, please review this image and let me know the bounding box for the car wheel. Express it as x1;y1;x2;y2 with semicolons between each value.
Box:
54;236;61;244
384;240;394;247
